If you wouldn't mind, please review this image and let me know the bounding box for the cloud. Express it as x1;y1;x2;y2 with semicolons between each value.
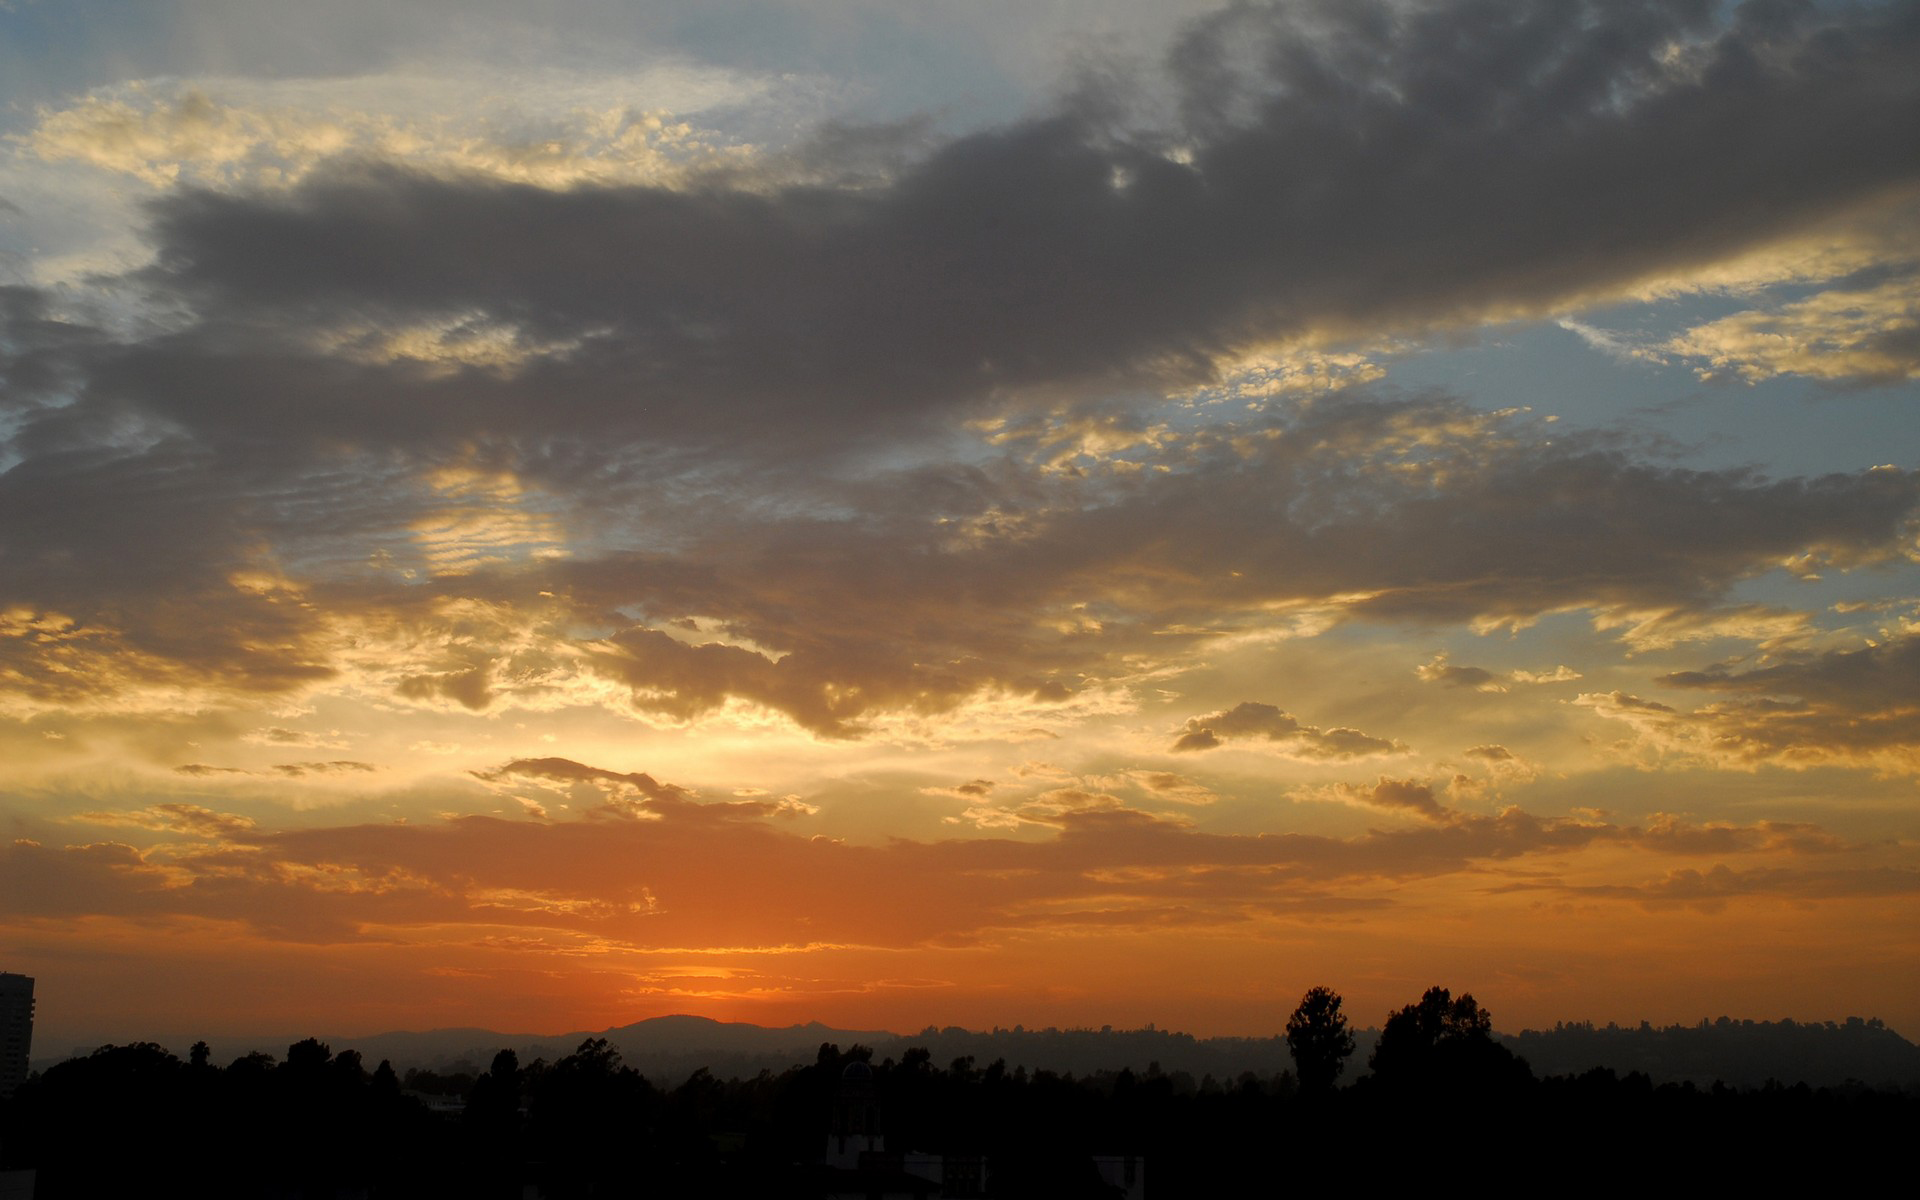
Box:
1577;637;1920;773
3;3;1918;741
1171;701;1403;758
72;803;257;840
270;760;376;777
1461;743;1537;784
1124;770;1217;806
1293;777;1454;823
1178;347;1388;401
89;2;1920;463
948;767;1222;830
1509;665;1581;684
771;796;820;819
1666;275;1920;385
8;754;1884;955
20;72;760;191
1495;863;1920;912
397;666;495;711
244;726;347;749
1591;604;1817;653
921;779;997;801
473;756;693;811
1658;634;1920;709
169;761;376;780
3;369;1914;740
1415;654;1508;693
473;755;826;827
1;0;1917;1045
1556;317;1658;365
578;626;943;739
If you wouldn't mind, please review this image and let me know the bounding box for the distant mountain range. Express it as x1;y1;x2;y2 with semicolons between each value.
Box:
43;1013;1920;1091
1505;1016;1920;1089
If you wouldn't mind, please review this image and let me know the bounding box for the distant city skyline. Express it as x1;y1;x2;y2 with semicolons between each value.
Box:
1;1;1916;1046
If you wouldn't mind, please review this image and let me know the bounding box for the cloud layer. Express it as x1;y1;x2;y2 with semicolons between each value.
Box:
2;0;1916;1041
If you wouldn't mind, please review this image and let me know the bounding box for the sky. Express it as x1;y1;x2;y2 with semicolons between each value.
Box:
1;0;1917;1050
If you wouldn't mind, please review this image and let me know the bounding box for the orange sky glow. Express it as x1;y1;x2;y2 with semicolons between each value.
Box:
2;0;1917;1050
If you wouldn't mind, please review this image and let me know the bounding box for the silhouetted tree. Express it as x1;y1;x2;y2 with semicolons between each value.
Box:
1370;986;1528;1096
468;1047;523;1121
284;1036;332;1075
465;1048;527;1198
332;1047;368;1084
5;1024;1917;1196
1285;986;1356;1093
527;1037;659;1198
371;1057;400;1098
228;1049;275;1076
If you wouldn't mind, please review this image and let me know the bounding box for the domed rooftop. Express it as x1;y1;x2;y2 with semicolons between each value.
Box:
841;1060;873;1081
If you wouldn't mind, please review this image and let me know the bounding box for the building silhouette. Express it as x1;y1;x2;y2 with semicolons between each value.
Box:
818;1059;988;1199
826;1059;883;1169
0;972;31;1099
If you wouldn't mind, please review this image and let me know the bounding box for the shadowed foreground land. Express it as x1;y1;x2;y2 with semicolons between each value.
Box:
4;1015;1915;1198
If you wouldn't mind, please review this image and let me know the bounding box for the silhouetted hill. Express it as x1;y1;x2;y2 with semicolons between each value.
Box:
1502;1016;1920;1089
48;1012;1915;1091
590;1016;904;1082
72;1016;909;1081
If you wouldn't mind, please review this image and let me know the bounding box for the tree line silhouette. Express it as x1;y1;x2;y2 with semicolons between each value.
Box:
1;986;1912;1196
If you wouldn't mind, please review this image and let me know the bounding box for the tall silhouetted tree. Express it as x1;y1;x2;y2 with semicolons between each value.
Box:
1370;986;1529;1095
1285;986;1356;1093
1372;986;1487;1071
466;1048;526;1198
528;1037;659;1198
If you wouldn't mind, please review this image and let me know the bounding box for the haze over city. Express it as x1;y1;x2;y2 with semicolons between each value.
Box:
1;0;1916;1050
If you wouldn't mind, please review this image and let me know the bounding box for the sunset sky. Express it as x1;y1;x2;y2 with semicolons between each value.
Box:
2;0;1917;1050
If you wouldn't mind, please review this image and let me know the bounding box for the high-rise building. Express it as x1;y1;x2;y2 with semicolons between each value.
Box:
0;972;33;1098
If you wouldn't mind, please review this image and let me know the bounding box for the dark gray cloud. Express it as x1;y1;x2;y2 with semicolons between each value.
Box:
270;760;376;777
472;756;692;805
4;368;1914;732
1332;777;1453;823
1172;700;1403;757
1581;645;1920;770
3;2;1918;728
1571;634;1920;772
1416;656;1506;691
1660;636;1920;708
94;0;1914;461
